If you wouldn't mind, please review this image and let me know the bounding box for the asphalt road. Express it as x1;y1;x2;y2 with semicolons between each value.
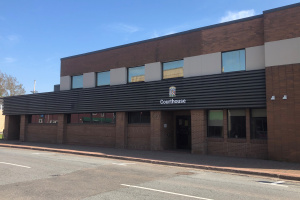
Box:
0;147;299;200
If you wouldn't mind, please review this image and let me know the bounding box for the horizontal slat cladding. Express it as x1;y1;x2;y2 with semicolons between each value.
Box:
3;70;266;115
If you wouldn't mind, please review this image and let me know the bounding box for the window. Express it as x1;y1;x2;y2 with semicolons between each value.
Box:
128;111;150;124
128;66;145;83
28;114;58;124
207;110;223;137
67;113;115;124
222;49;245;72
97;71;110;86
163;60;184;79
91;112;115;123
228;109;246;138
251;109;267;139
72;75;83;89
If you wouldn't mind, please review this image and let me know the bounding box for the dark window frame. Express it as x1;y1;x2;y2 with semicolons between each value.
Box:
221;49;246;73
28;114;58;124
207;109;224;138
250;108;267;140
71;75;83;89
96;71;110;86
128;111;150;124
127;66;145;83
67;112;116;124
227;109;246;139
162;59;184;80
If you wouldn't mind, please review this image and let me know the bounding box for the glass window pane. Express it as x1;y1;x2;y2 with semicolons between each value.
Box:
251;109;267;139
44;114;58;123
228;109;246;138
128;66;145;83
97;71;110;86
106;113;116;123
30;115;42;123
72;75;83;89
128;111;150;124
207;110;223;137
222;49;245;72
163;60;184;79
29;114;58;124
69;113;91;123
79;113;91;123
141;111;150;123
92;112;115;123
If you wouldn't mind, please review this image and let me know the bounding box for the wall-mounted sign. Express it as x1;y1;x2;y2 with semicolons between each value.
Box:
169;86;176;97
160;86;186;105
160;99;186;104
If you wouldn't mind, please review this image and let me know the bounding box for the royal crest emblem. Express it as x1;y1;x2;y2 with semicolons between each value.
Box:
169;86;176;97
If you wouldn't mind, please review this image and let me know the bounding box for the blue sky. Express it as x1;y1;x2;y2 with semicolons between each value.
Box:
0;0;299;94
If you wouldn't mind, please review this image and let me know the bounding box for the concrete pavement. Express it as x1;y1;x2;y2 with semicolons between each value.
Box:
1;140;300;181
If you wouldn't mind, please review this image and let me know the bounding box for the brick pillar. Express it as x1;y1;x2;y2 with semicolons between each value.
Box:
223;109;228;141
246;108;251;143
116;112;127;148
20;115;27;142
223;109;228;155
57;114;66;144
150;111;162;150
3;115;9;140
191;110;207;154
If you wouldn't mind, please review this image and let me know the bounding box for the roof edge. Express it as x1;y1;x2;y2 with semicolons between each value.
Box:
263;2;300;14
61;15;263;60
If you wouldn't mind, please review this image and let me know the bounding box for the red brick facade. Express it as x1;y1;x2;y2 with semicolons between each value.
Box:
266;64;300;162
3;4;300;162
264;6;300;42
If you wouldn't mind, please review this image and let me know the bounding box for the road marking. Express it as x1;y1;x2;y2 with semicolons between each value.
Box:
259;181;288;187
0;162;31;169
32;153;48;155
112;163;136;166
121;184;213;200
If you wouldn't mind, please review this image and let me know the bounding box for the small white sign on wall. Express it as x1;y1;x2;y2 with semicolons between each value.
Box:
164;124;167;128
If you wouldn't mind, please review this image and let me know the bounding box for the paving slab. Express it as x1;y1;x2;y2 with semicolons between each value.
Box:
1;140;300;181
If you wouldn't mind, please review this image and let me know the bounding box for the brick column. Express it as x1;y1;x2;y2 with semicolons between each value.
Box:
191;110;207;154
115;112;127;148
150;111;162;150
57;114;66;144
20;115;27;142
223;109;228;141
246;108;251;143
3;116;9;140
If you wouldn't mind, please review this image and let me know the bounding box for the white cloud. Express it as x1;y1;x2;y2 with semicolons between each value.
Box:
4;57;16;63
220;9;255;23
107;23;140;33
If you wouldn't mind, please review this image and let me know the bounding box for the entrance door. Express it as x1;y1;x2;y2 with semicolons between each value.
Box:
176;116;191;150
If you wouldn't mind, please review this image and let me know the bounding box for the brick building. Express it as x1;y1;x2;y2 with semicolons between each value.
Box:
3;3;300;162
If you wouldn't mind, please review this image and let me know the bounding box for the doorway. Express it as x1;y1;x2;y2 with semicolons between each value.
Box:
6;115;20;140
176;115;191;150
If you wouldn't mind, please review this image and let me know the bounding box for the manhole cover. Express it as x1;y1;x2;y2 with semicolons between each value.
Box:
176;172;195;175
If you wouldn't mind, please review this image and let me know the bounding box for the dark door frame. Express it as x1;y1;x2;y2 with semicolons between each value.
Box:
175;115;191;150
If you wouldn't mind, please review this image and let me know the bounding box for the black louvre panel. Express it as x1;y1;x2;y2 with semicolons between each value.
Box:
3;70;266;115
